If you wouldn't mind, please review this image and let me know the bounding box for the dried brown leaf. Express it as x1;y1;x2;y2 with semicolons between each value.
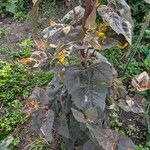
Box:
131;71;150;91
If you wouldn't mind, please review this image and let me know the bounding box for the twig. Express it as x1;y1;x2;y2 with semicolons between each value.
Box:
123;12;150;76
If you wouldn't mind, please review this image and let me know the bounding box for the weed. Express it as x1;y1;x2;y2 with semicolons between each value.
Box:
34;70;54;87
0;27;10;38
0;61;35;140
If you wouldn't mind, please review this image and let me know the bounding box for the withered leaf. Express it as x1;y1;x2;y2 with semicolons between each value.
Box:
131;71;150;91
30;51;48;67
18;58;34;65
34;39;49;50
126;95;147;113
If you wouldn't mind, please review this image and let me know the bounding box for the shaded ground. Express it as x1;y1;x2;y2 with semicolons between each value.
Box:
0;18;31;49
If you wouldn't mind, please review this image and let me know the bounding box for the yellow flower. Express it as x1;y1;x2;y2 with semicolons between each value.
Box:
98;31;106;43
97;23;109;43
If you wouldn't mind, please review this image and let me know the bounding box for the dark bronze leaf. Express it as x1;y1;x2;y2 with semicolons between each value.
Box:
40;110;54;142
64;59;112;111
118;136;136;150
54;113;70;138
87;124;119;150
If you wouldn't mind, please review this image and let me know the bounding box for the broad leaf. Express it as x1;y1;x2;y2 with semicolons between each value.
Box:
40;110;54;142
54;113;70;138
71;108;86;123
61;5;85;25
108;0;134;26
87;124;119;150
85;0;99;29
97;5;132;44
83;140;98;150
64;60;113;111
29;87;50;107
85;107;98;122
32;110;44;134
118;136;136;150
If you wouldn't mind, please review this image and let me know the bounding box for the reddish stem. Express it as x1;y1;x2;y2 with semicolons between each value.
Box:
82;0;94;29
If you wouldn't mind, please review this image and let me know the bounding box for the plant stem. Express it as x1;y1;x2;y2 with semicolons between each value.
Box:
123;12;150;76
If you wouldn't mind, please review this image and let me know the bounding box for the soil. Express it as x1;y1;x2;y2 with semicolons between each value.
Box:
0;18;31;49
120;110;147;145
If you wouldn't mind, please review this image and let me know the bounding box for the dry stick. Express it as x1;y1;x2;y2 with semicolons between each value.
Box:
123;12;150;76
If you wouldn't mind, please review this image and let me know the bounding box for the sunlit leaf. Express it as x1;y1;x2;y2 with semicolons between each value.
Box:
49;19;57;26
108;0;134;26
61;5;85;25
144;0;150;4
18;58;34;65
32;0;38;4
34;39;49;50
85;0;99;29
